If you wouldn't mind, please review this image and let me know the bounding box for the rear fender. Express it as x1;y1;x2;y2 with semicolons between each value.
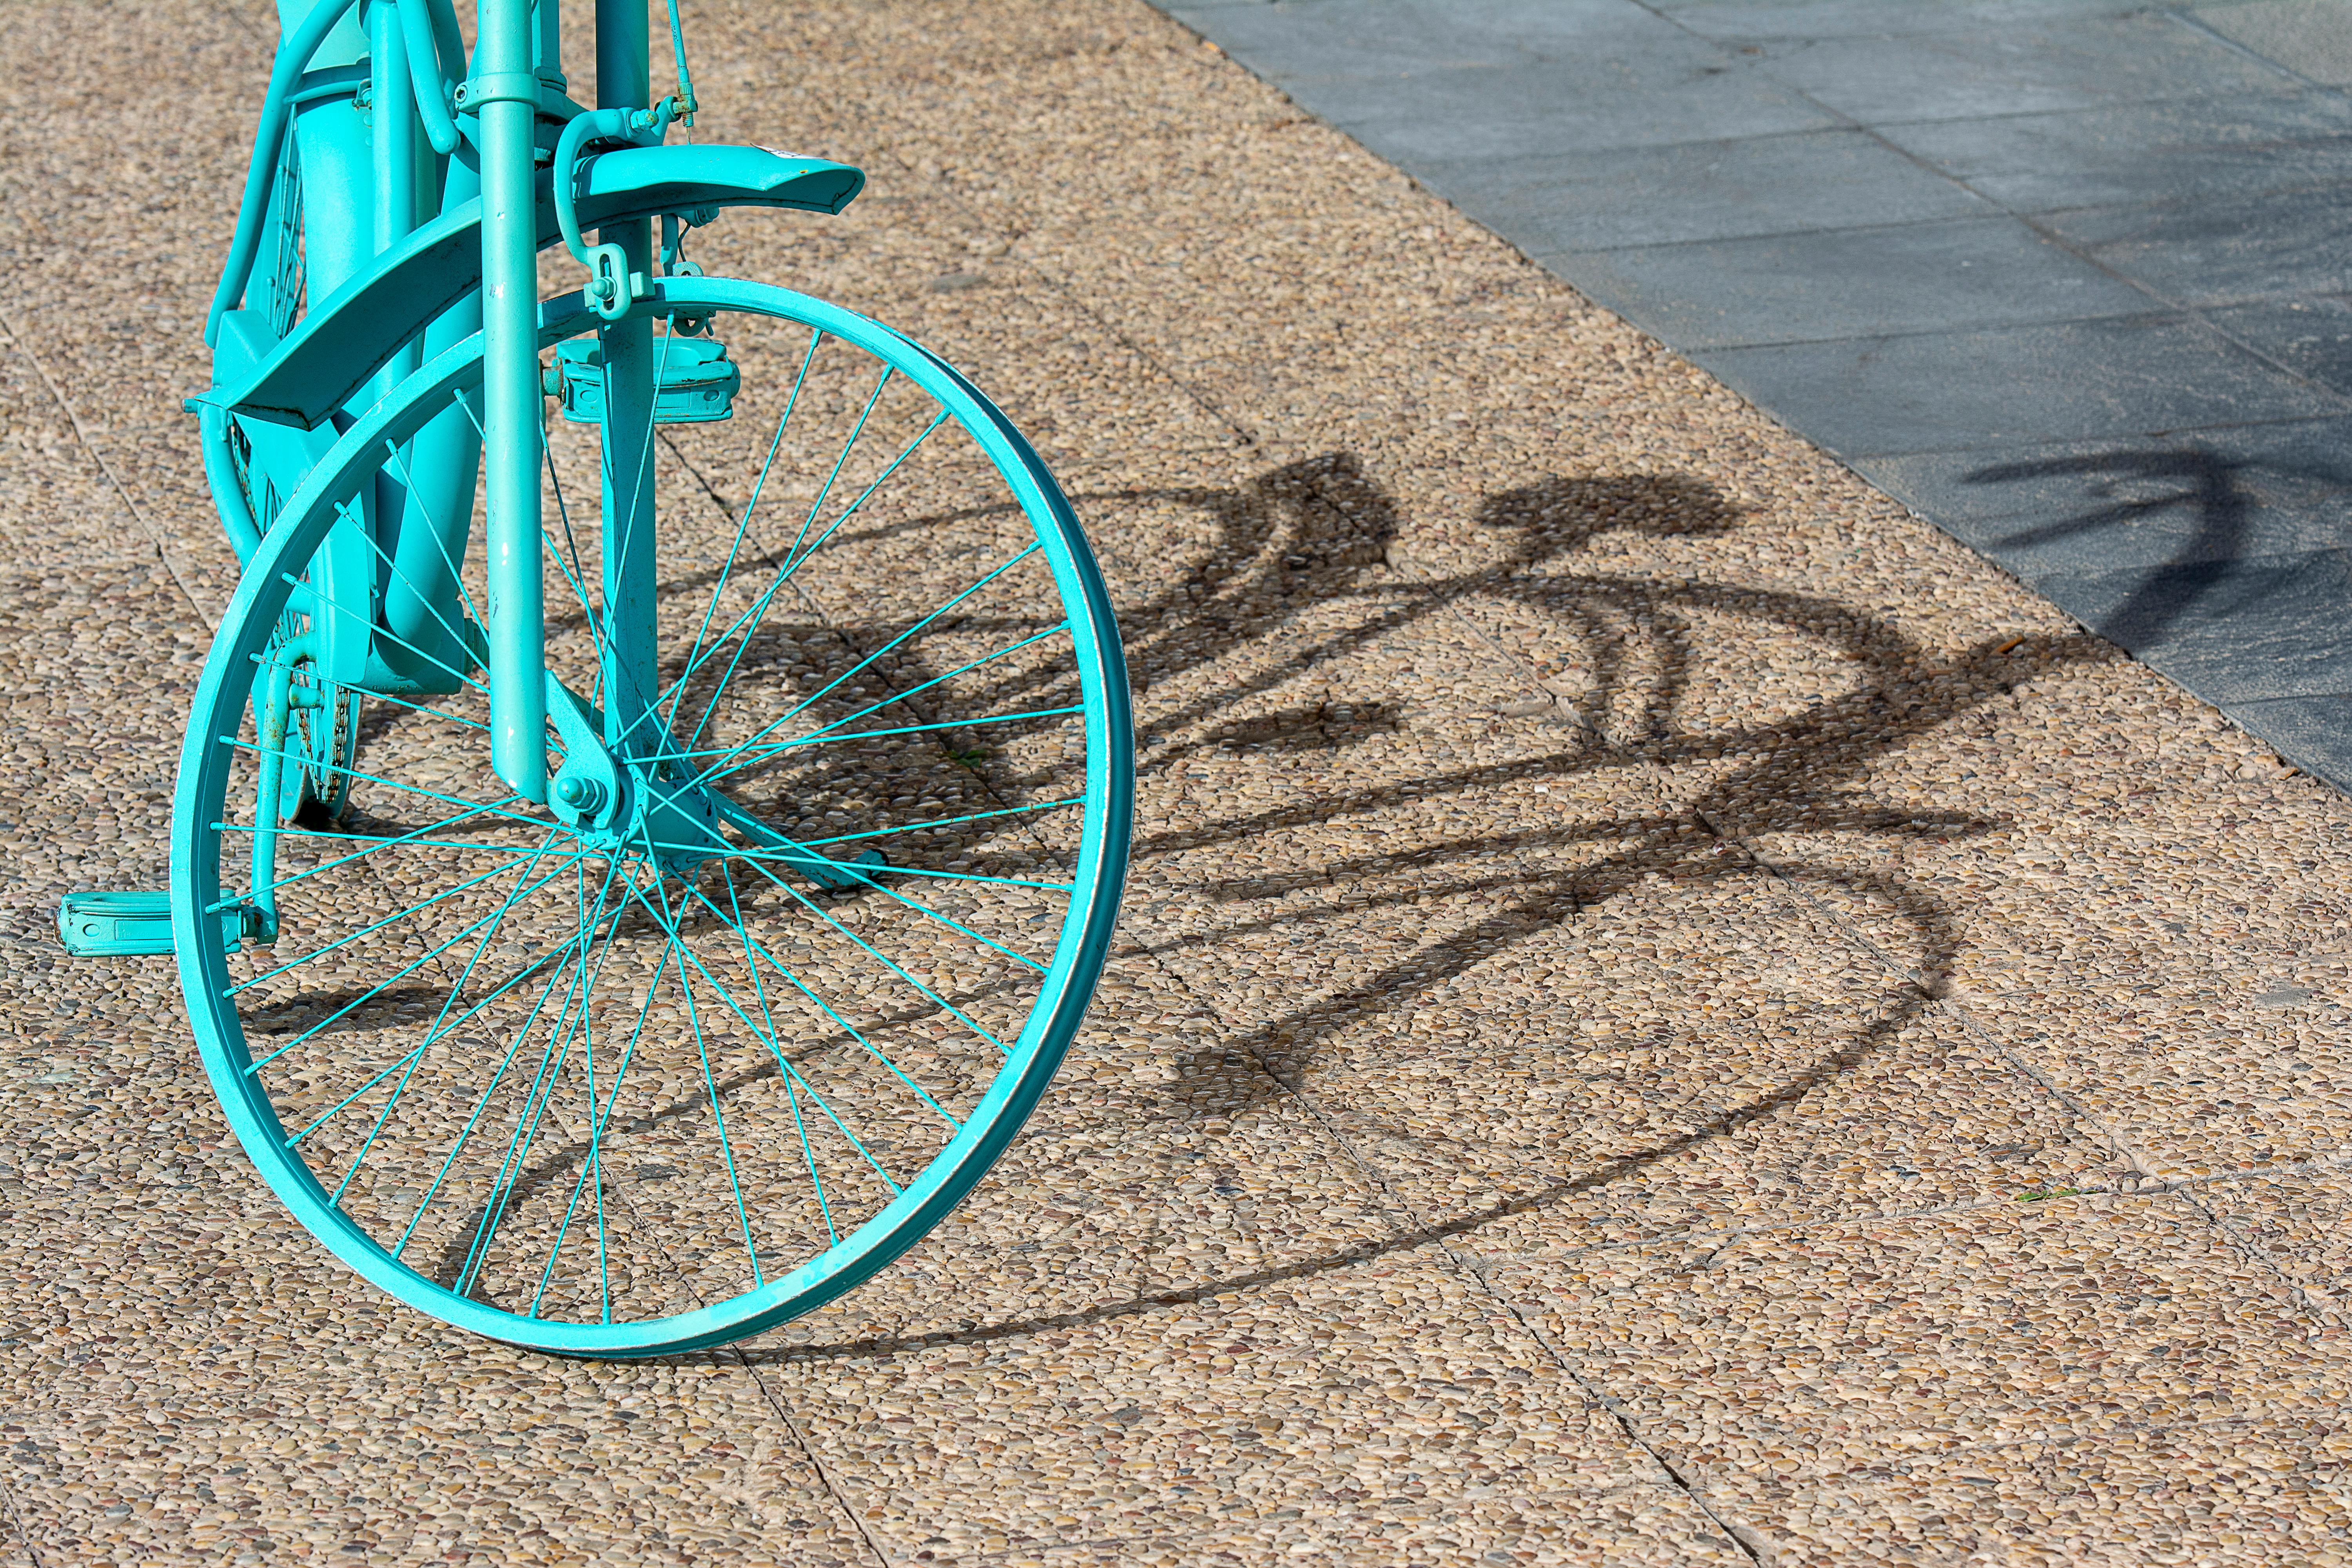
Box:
213;310;375;688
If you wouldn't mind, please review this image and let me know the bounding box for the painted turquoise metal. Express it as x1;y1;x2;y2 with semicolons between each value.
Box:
61;0;1135;1354
475;0;546;801
171;278;1134;1356
58;891;252;958
547;336;738;424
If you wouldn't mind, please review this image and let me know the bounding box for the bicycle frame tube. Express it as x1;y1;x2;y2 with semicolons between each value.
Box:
475;0;547;800
368;0;421;404
596;0;661;756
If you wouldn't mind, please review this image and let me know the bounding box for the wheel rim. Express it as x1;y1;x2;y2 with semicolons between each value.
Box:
176;278;1133;1356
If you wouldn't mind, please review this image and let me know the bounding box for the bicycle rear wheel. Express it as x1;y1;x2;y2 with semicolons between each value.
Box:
175;276;1132;1356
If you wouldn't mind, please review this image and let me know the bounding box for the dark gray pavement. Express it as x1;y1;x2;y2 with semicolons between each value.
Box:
1160;0;2352;790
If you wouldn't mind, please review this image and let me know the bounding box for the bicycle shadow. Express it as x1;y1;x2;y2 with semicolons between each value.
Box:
1964;447;2255;650
719;447;2114;1364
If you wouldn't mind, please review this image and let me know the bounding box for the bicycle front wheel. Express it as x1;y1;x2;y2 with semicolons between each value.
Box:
174;276;1133;1356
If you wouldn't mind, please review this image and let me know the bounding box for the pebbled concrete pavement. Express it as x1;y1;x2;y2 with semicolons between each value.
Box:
2;1;2351;1564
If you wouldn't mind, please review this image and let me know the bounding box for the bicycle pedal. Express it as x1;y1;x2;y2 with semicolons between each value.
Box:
57;891;252;957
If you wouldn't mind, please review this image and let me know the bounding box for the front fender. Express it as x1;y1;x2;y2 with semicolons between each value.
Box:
200;144;862;432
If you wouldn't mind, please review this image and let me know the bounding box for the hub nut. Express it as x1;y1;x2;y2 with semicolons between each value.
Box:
555;775;606;814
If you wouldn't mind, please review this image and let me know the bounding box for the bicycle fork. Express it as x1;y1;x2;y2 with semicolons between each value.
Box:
476;0;549;801
477;0;663;806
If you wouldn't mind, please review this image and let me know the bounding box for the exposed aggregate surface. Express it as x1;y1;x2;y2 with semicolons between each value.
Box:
3;0;2351;1564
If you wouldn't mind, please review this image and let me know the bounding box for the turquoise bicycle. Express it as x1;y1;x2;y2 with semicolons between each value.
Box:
58;0;1132;1356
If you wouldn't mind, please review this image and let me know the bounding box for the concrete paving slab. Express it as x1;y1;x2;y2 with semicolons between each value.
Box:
2198;0;2352;85
1546;216;2153;351
1416;130;1996;254
1168;3;1838;163
1169;0;1667;67
2225;691;2352;793
1850;419;2352;575
1878;93;2352;214
1657;0;2153;44
2032;546;2352;702
1695;314;2350;457
1748;8;2299;124
1313;64;1835;168
2210;294;2352;394
2043;179;2352;307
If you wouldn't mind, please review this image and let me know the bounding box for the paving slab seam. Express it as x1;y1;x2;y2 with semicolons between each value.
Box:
1563;90;2352;440
2164;4;2331;89
1161;0;2352;797
726;1348;898;1568
1131;470;1784;1563
423;1051;897;1562
0;1473;46;1568
1733;841;2156;1167
584;13;1412;1557
1057;928;1785;1562
1093;370;2065;1563
0;314;216;635
1391;517;2352;1453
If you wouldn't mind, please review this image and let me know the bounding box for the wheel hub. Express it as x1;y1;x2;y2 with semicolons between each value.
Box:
552;751;729;878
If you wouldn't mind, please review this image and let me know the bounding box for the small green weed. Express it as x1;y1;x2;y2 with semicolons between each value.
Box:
2016;1187;2086;1203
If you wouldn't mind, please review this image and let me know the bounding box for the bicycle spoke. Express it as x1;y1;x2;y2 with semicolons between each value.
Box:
458;858;645;1297
637;882;906;1194
792;793;1082;850
686;882;962;1129
218;737;548;835
387;425;486;634
541;403;606;662
279;555;488;701
323;836;572;1200
694;705;1087;789
531;871;687;1318
730;850;1006;1055
246;867;578;1074
274;848;586;1116
723;874;838;1244
394;871;612;1258
791;864;1077;893
664;326;823;730
625;362;897;759
680;405;950;753
209;797;531;911
677;962;760;1287
353;501;487;684
650;538;1040;761
230;841;584;998
344;685;490;736
673;618;1068;791
782;363;891;568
